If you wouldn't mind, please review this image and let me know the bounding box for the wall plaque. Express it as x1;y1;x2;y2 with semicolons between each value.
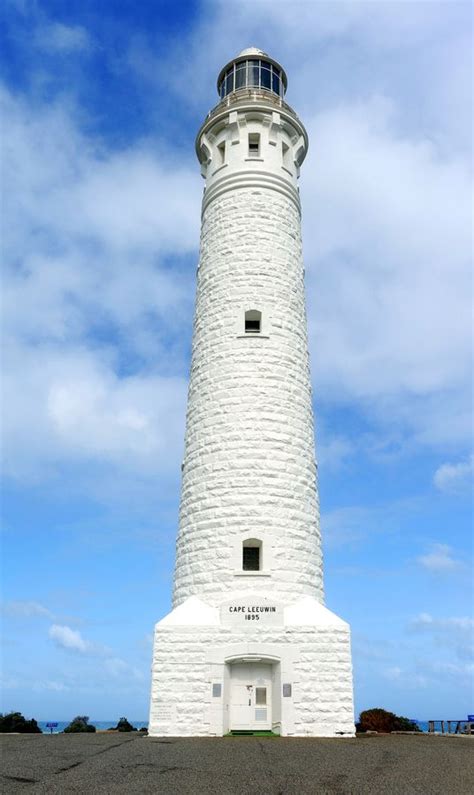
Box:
151;703;176;726
220;597;284;627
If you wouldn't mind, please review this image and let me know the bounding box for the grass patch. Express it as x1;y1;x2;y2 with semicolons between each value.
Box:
226;730;279;737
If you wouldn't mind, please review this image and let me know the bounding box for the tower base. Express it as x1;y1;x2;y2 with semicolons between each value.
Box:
149;595;355;737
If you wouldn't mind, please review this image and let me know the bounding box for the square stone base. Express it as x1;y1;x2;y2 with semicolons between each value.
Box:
149;596;355;737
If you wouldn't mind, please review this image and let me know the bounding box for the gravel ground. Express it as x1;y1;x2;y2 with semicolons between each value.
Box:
1;732;473;794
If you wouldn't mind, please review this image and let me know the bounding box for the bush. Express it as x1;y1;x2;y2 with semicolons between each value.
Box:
356;708;420;733
109;717;136;732
0;712;42;733
64;715;96;733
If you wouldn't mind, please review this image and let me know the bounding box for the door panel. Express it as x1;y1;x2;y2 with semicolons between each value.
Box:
229;663;272;730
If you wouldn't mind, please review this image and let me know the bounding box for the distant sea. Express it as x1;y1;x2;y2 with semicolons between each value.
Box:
38;720;148;734
38;720;430;734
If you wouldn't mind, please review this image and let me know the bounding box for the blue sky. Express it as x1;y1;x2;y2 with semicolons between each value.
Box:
1;0;472;722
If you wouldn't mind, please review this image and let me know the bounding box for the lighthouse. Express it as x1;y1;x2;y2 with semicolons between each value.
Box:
148;48;355;737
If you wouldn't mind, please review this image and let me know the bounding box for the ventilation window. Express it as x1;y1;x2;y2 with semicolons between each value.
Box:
245;309;261;333
217;141;226;165
243;539;262;571
248;133;260;158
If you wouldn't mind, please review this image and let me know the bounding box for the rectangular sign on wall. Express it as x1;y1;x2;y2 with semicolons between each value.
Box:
150;703;177;731
220;598;283;627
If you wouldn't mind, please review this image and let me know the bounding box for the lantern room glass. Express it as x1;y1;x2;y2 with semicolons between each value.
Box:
218;59;284;99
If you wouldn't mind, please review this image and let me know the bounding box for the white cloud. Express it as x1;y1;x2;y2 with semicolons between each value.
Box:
1;85;196;486
410;613;473;633
48;624;94;654
417;544;463;574
47;625;145;684
1;674;70;692
2;600;54;619
433;455;473;494
33;680;70;692
428;661;474;679
322;505;371;548
34;22;92;53
409;613;474;662
381;666;428;688
304;98;471;427
322;498;417;548
317;434;355;471
104;657;144;680
1;87;200;266
383;665;402;681
3;342;187;481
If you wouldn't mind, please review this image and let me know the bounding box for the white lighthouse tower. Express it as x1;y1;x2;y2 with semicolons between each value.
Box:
149;48;355;737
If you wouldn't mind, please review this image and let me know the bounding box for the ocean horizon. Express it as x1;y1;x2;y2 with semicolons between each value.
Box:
38;720;149;734
37;720;435;734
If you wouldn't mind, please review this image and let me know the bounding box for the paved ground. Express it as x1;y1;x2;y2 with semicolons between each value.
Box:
1;733;473;794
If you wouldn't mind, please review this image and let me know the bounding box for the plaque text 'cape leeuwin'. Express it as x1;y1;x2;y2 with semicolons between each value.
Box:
220;598;283;626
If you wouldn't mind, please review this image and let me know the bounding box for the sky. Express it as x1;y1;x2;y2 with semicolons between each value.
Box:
1;0;472;723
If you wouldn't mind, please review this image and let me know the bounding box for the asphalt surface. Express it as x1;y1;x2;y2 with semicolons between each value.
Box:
1;732;473;794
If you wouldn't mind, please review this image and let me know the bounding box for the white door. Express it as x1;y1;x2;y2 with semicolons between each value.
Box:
230;663;272;730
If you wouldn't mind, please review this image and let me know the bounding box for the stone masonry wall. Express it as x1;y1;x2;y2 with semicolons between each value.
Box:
173;184;323;608
149;623;355;737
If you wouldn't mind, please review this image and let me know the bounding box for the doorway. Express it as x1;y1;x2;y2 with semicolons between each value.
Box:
229;662;272;731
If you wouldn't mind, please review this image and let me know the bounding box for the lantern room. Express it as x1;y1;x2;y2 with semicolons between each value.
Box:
217;47;288;100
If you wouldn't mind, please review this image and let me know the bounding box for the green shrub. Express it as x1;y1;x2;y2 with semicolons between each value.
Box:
0;712;42;733
357;708;420;733
109;717;136;732
64;715;96;733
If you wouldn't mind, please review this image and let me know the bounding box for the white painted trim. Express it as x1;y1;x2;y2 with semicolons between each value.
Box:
211;163;229;176
236;334;270;339
233;571;271;577
202;170;301;215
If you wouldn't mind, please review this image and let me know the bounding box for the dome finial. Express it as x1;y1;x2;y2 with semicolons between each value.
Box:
238;46;268;58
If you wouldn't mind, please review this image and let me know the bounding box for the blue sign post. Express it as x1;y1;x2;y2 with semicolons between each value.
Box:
46;722;58;734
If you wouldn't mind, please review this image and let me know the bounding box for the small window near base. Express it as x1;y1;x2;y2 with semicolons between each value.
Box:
244;309;261;333
243;539;262;571
212;683;222;698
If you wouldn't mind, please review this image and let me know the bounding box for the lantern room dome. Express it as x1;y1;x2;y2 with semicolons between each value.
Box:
217;48;288;100
238;47;268;57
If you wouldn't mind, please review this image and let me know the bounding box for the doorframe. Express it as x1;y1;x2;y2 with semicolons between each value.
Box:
206;644;296;736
